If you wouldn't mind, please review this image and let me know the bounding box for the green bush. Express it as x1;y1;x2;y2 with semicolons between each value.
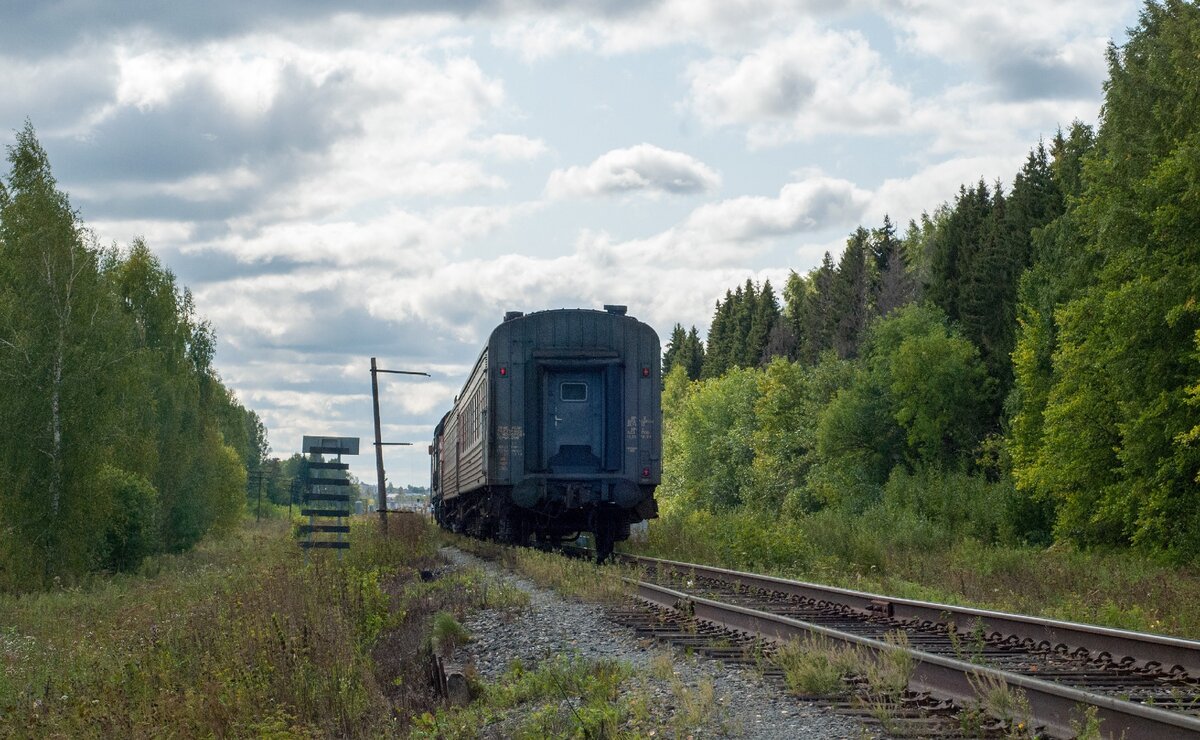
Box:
644;508;817;574
801;460;883;514
96;465;160;572
659;367;761;514
750;356;852;515
793;507;887;573
882;467;999;543
879;465;1054;547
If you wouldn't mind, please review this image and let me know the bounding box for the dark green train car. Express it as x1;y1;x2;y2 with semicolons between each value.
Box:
431;306;660;560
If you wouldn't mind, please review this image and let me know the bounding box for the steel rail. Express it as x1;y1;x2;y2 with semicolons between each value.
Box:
631;579;1200;740
622;553;1200;676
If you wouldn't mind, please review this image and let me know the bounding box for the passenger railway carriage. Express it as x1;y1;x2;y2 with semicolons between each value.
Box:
431;306;661;560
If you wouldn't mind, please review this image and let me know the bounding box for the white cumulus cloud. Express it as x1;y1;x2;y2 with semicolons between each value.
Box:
877;0;1129;100
546;144;720;199
579;174;870;268
686;26;910;146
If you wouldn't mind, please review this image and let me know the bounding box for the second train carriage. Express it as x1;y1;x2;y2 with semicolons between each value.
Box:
431;306;661;560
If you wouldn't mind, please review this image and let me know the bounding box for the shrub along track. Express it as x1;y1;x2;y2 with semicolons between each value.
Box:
606;552;1200;739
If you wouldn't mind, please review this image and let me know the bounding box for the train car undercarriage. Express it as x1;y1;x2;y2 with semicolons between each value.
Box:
434;486;642;562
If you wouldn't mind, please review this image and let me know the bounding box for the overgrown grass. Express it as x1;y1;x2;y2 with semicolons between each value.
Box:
965;671;1033;738
635;506;1200;638
772;631;912;699
0;515;441;737
410;649;737;739
430;612;471;657
774;637;859;696
448;534;635;603
409;654;633;739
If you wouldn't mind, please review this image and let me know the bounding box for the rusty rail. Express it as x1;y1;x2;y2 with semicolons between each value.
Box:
623;553;1200;676
632;579;1200;739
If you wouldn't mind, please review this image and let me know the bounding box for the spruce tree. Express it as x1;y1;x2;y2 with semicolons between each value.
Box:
683;326;705;380
701;293;733;378
1005;141;1062;272
869;215;898;303
832;228;869;359
734;281;756;367
959;143;1064;401
958;181;1010;394
662;323;687;375
903;206;949;297
875;221;914;317
928;182;991;324
801;253;837;364
782;270;810;360
748;280;781;365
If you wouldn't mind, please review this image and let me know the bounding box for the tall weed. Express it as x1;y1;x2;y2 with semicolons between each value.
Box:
637;502;1200;638
0;517;439;737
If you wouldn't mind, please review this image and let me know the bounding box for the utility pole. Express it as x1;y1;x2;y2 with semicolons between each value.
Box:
370;357;429;533
248;469;268;522
288;477;298;519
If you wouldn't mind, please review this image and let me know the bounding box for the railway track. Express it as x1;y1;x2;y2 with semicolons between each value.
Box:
607;552;1200;739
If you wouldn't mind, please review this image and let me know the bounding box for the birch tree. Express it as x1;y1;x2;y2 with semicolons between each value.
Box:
0;123;125;587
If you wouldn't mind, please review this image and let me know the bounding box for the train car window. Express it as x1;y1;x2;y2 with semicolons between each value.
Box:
471;389;481;444
560;382;587;401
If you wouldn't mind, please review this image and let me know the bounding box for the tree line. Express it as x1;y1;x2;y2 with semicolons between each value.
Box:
663;216;913;381
661;0;1200;560
0;125;269;591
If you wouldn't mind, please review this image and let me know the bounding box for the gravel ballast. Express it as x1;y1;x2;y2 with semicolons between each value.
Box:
440;546;869;739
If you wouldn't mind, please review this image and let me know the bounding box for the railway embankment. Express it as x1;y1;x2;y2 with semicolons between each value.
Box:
462;535;1200;737
2;514;875;738
0;515;481;737
431;543;867;738
14;510;1197;737
623;552;1200;738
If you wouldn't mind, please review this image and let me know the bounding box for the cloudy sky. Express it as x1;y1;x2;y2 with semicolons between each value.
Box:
2;1;1138;487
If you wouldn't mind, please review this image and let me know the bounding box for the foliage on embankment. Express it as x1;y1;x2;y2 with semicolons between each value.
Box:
0;124;269;591
0;517;445;737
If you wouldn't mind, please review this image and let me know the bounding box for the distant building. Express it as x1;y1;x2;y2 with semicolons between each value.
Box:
365;488;430;515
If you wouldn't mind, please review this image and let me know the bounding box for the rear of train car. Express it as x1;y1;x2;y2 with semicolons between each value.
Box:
431;306;660;558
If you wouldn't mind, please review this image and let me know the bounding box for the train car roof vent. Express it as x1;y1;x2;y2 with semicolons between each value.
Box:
603;304;627;315
503;311;524;322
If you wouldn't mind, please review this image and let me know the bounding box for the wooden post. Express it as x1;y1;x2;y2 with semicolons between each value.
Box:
368;360;429;535
371;357;388;534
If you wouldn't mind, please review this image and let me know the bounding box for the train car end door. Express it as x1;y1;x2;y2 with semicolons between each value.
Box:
543;368;603;472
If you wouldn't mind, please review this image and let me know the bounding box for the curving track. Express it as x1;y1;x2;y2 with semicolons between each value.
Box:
614;552;1200;739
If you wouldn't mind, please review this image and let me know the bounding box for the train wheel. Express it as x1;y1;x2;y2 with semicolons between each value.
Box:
497;514;527;546
595;531;614;563
593;515;616;563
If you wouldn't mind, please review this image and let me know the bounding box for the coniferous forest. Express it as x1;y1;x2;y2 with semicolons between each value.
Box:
0;125;267;592
658;1;1200;568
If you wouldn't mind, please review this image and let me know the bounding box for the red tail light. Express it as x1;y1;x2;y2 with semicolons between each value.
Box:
499;367;507;376
642;467;650;478
642;367;650;377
